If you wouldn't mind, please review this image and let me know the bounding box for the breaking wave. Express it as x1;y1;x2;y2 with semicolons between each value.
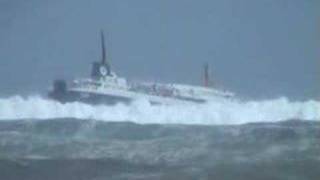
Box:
0;95;319;125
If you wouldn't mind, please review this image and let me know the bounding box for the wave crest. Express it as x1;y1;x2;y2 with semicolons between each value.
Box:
0;95;319;125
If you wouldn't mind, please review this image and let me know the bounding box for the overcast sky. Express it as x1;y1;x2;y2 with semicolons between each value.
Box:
0;0;319;100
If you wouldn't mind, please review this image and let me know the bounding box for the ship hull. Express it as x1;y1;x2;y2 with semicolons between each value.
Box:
48;80;208;105
48;89;208;106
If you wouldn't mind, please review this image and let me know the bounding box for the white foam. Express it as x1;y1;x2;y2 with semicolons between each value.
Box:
0;95;319;125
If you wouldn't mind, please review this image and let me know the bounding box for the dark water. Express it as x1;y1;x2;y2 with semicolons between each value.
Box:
0;118;319;180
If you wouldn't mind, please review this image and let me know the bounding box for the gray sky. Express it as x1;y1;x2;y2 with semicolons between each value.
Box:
0;0;319;100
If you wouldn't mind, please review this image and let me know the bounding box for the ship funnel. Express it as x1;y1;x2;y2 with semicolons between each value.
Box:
204;63;209;87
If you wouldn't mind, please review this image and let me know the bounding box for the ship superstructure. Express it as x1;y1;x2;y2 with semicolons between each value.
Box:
48;32;234;105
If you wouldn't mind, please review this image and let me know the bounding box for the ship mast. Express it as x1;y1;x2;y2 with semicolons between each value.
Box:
91;31;112;78
100;30;111;76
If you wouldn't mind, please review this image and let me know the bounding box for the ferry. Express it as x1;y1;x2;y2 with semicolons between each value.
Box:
48;32;234;105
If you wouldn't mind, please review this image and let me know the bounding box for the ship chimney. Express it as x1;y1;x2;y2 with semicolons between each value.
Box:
204;63;209;87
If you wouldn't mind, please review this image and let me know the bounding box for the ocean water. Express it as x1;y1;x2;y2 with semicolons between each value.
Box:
0;95;319;124
0;95;319;180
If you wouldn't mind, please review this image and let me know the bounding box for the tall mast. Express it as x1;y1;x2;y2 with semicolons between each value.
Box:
101;30;106;64
100;30;111;75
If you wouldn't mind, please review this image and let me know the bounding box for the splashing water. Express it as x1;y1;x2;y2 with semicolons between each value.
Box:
0;95;318;125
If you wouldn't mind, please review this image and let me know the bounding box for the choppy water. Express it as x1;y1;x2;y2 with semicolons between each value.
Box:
0;95;319;179
0;95;319;124
0;118;319;180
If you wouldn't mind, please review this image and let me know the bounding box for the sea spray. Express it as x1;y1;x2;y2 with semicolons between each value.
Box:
0;95;319;124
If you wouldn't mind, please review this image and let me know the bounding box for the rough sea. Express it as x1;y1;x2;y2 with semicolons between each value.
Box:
0;95;319;180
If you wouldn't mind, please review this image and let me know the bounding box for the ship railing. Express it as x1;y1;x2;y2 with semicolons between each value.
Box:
70;79;102;90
